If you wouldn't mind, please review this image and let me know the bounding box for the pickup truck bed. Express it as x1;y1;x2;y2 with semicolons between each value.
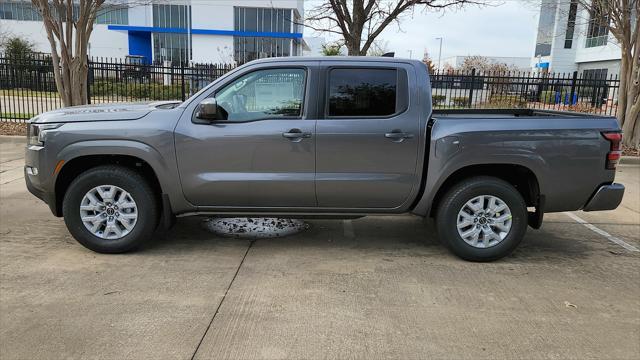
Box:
433;108;614;118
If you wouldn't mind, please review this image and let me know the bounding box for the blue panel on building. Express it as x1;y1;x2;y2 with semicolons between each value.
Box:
535;62;550;69
128;31;152;63
110;25;302;39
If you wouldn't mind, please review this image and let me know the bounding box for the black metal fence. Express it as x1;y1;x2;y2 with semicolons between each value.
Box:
0;53;621;121
430;68;619;117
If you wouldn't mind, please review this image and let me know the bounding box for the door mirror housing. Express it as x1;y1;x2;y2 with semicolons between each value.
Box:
196;98;220;121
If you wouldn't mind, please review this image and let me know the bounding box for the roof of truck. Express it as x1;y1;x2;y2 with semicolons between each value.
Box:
248;56;421;64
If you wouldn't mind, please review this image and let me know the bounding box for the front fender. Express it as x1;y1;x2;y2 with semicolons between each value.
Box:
54;139;191;214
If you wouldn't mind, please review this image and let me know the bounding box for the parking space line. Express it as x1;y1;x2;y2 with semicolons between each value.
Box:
564;212;639;252
343;220;355;238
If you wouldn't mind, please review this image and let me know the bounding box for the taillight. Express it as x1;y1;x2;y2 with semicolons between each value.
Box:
602;132;622;170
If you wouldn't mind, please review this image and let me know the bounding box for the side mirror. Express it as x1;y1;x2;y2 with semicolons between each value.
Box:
196;98;219;121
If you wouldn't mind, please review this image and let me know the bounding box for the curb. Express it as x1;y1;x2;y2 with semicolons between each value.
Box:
621;156;640;165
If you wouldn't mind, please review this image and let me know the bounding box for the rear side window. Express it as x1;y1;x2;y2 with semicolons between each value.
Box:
328;68;398;117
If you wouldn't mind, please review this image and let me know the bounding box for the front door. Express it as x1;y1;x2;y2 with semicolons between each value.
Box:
316;64;421;209
175;67;316;207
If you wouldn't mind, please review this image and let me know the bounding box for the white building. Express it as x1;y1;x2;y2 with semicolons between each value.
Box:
440;56;531;71
0;0;307;64
532;0;621;77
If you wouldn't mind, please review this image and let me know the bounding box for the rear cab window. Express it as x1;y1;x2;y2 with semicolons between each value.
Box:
326;67;408;118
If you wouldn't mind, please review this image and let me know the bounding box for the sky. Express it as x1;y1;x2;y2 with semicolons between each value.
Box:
303;0;541;60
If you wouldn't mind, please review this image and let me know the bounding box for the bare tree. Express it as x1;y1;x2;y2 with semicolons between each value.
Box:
31;0;105;106
367;40;390;56
575;0;639;147
305;0;484;56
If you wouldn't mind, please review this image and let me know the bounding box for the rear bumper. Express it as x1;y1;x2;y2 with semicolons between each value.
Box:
583;183;625;212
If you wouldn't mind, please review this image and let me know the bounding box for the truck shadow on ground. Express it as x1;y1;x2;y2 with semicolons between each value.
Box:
142;216;594;264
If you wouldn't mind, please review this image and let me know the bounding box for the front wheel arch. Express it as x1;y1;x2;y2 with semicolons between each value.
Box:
54;154;162;217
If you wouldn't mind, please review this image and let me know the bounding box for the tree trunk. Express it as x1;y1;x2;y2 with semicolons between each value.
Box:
617;53;629;128
621;51;639;147
618;39;639;148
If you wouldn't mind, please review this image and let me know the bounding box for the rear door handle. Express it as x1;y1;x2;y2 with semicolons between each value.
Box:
385;131;414;142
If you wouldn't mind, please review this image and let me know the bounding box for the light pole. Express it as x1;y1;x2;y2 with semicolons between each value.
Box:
407;50;413;59
435;37;443;70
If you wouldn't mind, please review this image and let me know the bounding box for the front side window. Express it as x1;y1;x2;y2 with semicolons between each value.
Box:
328;68;397;117
215;68;306;122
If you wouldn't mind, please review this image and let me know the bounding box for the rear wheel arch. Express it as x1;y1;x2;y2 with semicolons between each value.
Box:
54;154;163;217
429;164;540;218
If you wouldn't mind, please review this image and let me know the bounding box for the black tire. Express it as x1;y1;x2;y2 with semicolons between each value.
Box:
435;176;527;262
62;165;159;253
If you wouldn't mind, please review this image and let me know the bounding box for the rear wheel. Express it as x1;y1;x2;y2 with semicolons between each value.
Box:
435;176;528;262
62;165;159;253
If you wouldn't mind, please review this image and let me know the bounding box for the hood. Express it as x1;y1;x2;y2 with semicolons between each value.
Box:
30;101;182;124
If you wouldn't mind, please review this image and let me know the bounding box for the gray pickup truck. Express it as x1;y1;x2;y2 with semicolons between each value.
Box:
25;57;625;261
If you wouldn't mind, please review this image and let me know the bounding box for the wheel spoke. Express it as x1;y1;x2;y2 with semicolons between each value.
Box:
110;223;123;238
119;218;135;231
494;214;512;224
80;204;99;212
494;222;510;232
89;219;103;233
118;201;136;210
119;212;137;220
487;196;497;213
461;227;481;241
468;196;484;213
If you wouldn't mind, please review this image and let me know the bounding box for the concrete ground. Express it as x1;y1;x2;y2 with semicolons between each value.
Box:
0;135;638;360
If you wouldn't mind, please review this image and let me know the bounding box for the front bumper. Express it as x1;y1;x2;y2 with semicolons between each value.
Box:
24;144;58;216
583;183;625;211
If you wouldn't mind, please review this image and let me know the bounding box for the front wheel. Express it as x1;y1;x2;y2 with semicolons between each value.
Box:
62;165;159;253
435;176;528;262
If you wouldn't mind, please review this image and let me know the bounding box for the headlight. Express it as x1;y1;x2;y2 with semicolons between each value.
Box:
28;123;63;146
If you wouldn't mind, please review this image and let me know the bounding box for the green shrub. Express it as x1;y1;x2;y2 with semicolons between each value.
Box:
432;94;446;105
488;95;527;108
452;96;469;107
540;90;557;104
89;80;188;101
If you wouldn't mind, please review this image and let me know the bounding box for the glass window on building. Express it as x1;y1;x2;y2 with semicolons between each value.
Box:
563;0;578;49
96;5;128;25
586;6;609;48
0;1;41;20
0;1;127;24
233;7;299;64
152;4;191;65
534;0;557;57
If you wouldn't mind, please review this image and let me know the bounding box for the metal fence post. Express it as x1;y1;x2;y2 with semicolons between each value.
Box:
181;63;186;101
569;71;577;105
86;56;91;105
468;68;476;107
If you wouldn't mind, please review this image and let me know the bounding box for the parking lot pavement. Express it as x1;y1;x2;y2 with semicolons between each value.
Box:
1;135;639;359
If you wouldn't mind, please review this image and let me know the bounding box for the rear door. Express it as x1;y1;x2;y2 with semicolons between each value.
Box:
315;62;421;209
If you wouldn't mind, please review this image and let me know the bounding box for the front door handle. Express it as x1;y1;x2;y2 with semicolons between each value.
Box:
282;129;312;142
385;131;414;142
